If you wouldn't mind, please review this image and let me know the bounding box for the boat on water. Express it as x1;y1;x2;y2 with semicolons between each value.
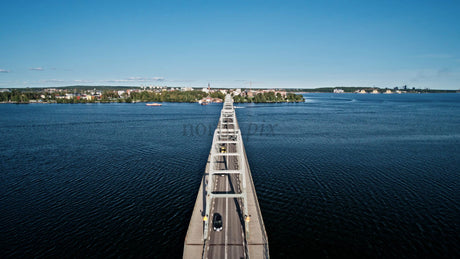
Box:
146;103;162;106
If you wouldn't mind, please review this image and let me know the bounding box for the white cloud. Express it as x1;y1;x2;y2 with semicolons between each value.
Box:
42;79;65;83
167;79;196;83
30;67;45;71
101;77;165;83
73;79;92;83
126;76;165;82
0;69;10;73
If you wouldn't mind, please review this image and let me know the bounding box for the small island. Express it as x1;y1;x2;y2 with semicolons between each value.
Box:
0;86;305;104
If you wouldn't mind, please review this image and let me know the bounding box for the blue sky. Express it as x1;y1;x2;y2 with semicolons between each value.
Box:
1;0;459;89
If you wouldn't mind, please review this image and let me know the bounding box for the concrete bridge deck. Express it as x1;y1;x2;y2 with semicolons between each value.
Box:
183;94;269;259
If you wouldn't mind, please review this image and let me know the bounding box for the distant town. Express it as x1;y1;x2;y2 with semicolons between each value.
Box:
0;85;305;104
305;85;459;94
0;85;457;104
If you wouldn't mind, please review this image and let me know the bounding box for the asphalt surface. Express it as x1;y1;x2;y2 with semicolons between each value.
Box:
206;132;245;258
184;101;269;258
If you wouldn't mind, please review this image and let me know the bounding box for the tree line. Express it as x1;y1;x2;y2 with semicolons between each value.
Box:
233;92;304;103
128;91;225;103
0;89;228;103
0;88;305;104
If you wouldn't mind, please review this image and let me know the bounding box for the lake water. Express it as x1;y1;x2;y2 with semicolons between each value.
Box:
1;93;459;258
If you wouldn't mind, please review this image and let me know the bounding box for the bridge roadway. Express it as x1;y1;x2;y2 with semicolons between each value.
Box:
207;142;245;258
183;94;269;259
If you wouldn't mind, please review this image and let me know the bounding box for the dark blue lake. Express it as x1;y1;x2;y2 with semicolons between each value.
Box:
1;93;459;258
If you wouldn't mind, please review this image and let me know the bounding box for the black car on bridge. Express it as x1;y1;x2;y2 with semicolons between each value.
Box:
213;213;223;231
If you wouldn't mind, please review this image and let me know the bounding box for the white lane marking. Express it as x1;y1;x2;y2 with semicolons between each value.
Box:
225;175;228;259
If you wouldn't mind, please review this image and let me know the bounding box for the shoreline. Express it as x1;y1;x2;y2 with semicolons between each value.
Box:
0;100;306;104
1;92;457;105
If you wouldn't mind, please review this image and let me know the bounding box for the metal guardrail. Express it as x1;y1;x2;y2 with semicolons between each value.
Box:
197;94;269;258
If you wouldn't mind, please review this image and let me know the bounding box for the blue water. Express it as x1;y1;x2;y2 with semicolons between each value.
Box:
1;93;459;258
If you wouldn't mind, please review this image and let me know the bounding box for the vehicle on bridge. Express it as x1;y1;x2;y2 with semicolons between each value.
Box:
183;94;269;258
213;213;223;231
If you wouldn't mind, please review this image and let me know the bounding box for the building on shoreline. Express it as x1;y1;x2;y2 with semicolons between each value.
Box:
198;96;223;104
333;88;344;93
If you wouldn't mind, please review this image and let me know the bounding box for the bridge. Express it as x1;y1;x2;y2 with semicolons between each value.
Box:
183;94;269;258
